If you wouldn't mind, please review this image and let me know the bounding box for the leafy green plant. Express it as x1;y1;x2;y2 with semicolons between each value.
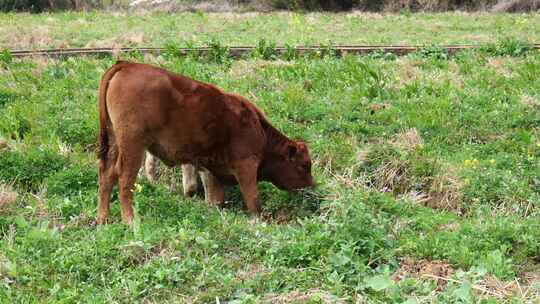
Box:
206;38;231;64
282;43;298;61
0;49;12;65
481;37;533;57
253;38;278;60
416;45;449;60
0;147;68;191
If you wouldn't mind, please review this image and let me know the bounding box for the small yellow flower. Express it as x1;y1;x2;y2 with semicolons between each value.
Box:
536;142;540;148
134;183;143;193
489;159;496;164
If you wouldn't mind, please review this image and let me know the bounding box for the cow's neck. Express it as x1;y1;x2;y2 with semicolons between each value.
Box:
261;119;293;157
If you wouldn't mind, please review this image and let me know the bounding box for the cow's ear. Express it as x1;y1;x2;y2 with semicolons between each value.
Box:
287;144;298;160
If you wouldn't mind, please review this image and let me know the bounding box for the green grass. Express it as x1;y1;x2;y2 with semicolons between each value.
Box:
1;12;540;303
0;11;539;49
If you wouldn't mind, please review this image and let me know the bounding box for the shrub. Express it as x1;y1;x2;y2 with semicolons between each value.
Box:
492;0;540;12
253;38;278;60
0;147;68;191
0;0;80;12
480;38;534;57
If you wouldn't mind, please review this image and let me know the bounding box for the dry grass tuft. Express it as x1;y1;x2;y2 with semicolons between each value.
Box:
229;59;293;79
0;184;18;211
0;137;9;150
471;272;540;301
394;258;540;300
520;94;540;109
393;58;422;89
372;156;410;193
263;288;346;304
6;26;52;49
487;58;514;78
30;187;49;219
364;130;464;213
391;128;423;151
236;263;266;281
84;31;146;49
426;167;463;212
393;257;455;291
399;167;463;213
30;57;54;76
131;0;253;13
370;129;424;193
368;102;391;115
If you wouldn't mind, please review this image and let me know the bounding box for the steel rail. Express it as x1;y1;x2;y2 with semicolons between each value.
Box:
7;44;540;58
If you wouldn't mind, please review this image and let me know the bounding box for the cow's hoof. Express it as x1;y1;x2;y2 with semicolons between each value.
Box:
96;217;107;225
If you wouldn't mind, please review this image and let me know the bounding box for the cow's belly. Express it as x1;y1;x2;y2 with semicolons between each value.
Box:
147;131;228;168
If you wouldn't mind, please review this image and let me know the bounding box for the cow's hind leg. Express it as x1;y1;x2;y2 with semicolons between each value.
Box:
181;164;199;197
200;169;225;206
97;145;119;225
116;143;145;225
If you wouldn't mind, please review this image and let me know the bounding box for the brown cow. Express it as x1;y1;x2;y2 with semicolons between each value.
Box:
97;61;314;225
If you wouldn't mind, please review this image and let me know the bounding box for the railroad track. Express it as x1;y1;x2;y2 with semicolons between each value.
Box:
7;44;540;58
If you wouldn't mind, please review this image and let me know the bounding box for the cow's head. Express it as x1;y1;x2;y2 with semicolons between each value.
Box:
262;140;314;191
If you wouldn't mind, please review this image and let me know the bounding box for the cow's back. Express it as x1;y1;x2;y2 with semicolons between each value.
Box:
105;62;229;165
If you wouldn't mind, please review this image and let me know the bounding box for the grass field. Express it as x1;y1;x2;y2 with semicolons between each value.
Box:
1;11;540;303
1;11;540;49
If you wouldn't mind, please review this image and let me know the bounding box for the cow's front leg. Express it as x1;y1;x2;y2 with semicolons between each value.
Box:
233;158;261;214
144;151;159;183
200;169;225;206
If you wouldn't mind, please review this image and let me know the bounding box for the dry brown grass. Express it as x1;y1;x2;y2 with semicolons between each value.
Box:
0;183;18;211
229;59;293;79
492;0;540;12
393;58;422;89
84;31;146;49
131;0;255;12
235;263;266;281
391;128;423;151
368;102;391;115
426;166;463;212
30;187;50;220
262;288;346;304
393;257;455;291
398;167;463;213
487;58;515;78
372;156;410;193
393;258;540;300
383;0;481;12
365;129;464;213
2;26;52;49
0;137;9;150
371;129;423;193
520;94;540;109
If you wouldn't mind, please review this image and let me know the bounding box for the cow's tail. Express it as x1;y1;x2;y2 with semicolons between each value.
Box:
97;61;127;164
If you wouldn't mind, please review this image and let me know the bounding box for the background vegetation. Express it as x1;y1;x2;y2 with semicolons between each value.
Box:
1;10;540;303
1;11;539;50
1;0;539;12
